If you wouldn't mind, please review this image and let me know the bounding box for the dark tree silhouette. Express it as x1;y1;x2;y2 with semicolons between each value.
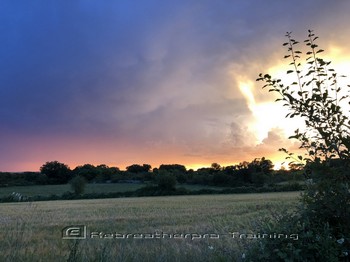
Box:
126;164;151;173
40;161;71;184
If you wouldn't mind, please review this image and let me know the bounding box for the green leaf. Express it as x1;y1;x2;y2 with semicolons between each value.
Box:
322;92;327;100
287;70;293;74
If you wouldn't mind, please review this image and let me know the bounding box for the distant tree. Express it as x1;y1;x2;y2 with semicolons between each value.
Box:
248;157;274;174
194;168;214;185
72;164;98;182
212;172;228;186
260;157;274;173
142;164;152;172
69;175;87;195
210;163;221;171
95;164;119;182
288;162;304;171
237;161;249;170
158;164;187;173
40;161;71;184
24;172;48;185
234;163;252;184
158;164;187;183
126;164;151;173
223;165;237;175
156;171;177;190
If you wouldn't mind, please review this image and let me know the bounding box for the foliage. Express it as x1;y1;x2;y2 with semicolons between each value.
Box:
211;162;222;171
158;164;187;173
126;164;151;173
245;210;341;262
158;164;187;183
40;161;71;184
156;170;177;190
248;157;274;174
251;30;350;261
72;164;98;182
72;164;119;182
257;30;350;164
69;175;87;195
1;157;303;189
0;172;48;187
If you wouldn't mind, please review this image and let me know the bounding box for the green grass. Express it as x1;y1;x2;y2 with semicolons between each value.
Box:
0;192;300;261
0;183;143;197
0;183;227;198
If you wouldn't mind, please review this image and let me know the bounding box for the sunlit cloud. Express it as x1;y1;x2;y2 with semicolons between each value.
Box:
1;1;350;171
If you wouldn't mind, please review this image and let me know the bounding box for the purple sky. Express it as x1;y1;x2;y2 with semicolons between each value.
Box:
1;0;350;171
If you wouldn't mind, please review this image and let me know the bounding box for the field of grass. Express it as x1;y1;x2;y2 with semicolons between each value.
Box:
0;192;300;261
0;183;143;198
0;183;226;198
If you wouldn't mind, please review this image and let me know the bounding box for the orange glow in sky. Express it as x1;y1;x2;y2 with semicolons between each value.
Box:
2;2;350;172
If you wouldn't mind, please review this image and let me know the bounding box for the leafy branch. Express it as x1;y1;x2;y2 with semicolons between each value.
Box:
257;30;350;165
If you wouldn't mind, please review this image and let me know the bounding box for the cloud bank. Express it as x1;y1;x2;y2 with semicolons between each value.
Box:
1;0;350;171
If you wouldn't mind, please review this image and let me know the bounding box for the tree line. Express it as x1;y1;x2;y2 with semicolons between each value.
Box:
0;157;303;188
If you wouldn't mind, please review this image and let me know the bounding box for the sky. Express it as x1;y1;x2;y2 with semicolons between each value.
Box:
1;0;350;172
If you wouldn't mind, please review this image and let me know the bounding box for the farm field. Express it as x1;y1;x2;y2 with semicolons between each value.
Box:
0;183;227;198
0;191;300;261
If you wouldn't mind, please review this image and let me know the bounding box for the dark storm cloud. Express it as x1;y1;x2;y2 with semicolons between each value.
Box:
1;1;251;134
1;0;350;170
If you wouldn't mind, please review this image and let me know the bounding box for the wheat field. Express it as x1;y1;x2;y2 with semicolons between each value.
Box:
0;192;300;261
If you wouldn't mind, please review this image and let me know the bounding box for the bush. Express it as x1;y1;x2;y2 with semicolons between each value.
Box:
245;210;342;261
156;171;177;190
245;178;349;261
69;176;87;195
